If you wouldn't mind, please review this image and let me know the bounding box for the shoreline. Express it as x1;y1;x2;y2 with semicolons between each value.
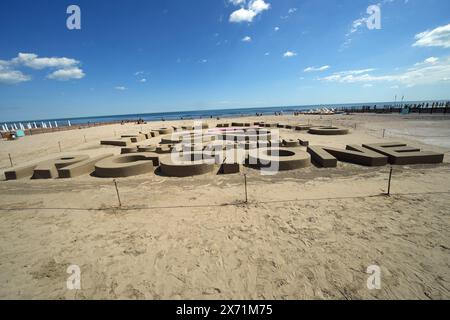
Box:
3;106;450;139
2;99;450;128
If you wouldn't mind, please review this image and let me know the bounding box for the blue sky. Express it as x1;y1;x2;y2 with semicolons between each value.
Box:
1;0;450;121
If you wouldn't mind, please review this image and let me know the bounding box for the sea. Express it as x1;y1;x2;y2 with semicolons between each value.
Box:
2;100;446;127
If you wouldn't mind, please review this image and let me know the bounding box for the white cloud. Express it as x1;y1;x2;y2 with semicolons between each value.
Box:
334;68;377;76
350;17;367;34
229;0;246;5
0;52;85;84
229;8;257;23
415;57;439;66
134;71;144;76
274;26;280;31
47;67;85;81
413;23;450;48
0;64;31;84
12;53;79;70
320;57;450;87
229;0;270;23
283;51;297;58
139;78;147;83
264;52;270;56
425;57;439;64
281;7;298;19
249;0;270;14
363;83;374;87
304;65;330;72
115;86;127;91
242;36;252;42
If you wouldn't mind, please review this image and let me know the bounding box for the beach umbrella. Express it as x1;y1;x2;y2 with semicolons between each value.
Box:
1;125;5;132
27;123;32;129
54;121;58;127
68;120;71;126
42;122;46;128
48;122;52;128
33;122;37;129
3;124;8;131
14;123;18;130
20;123;25;130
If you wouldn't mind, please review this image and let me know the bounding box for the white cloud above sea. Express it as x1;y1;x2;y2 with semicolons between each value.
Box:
283;51;297;58
304;65;330;72
47;67;85;81
0;66;31;84
0;52;85;84
413;23;450;48
320;57;450;87
12;53;79;70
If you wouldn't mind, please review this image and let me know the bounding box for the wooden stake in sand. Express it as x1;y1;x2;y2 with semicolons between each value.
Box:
113;179;122;207
382;129;386;138
387;167;393;196
58;141;62;152
84;135;87;143
8;153;13;167
244;174;248;203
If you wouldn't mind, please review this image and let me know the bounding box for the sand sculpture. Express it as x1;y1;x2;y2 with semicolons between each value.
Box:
248;148;311;171
100;138;131;146
137;145;156;152
307;145;388;167
94;153;158;178
308;126;350;135
282;139;300;148
3;123;445;180
58;154;113;178
158;128;173;134
295;124;313;131
121;147;139;154
5;155;94;180
307;142;443;167
362;142;445;165
160;153;216;177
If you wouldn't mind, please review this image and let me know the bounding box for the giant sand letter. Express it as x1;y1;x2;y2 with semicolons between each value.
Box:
362;142;444;165
307;145;389;167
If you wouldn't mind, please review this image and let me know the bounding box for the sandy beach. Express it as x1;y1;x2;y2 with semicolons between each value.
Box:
0;113;449;300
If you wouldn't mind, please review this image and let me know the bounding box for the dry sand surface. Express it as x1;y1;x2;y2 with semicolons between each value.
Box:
0;113;449;299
